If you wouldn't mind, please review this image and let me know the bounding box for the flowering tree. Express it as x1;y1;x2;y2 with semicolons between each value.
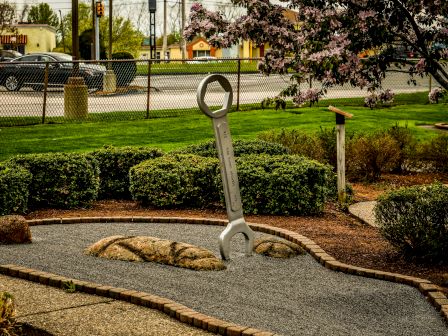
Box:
184;0;448;105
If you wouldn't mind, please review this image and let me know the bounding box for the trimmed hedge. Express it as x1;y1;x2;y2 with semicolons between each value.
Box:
375;183;448;262
235;155;334;215
130;153;334;215
111;52;137;87
172;139;289;157
130;154;220;208
9;153;100;209
90;145;164;199
0;163;32;215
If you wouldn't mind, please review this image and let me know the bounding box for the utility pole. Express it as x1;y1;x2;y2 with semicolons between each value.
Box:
149;0;156;59
162;0;167;60
72;0;79;74
180;0;187;59
108;0;112;61
59;10;66;53
91;0;95;59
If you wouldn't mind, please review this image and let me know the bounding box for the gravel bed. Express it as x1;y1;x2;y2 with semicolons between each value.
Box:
1;222;447;336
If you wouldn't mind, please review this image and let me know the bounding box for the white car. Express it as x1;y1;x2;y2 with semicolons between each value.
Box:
186;56;221;64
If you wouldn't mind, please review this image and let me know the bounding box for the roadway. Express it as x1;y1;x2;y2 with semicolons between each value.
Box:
0;72;431;118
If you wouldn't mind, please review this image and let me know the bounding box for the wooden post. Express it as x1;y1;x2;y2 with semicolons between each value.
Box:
328;106;353;205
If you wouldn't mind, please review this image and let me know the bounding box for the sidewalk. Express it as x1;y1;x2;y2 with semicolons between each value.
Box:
0;274;214;336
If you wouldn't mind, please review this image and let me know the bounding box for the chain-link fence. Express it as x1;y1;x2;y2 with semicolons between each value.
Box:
0;57;433;127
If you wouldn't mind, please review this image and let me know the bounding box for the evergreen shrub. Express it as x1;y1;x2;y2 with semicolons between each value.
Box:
130;154;220;208
173;139;289;157
9;153;100;209
235;154;333;215
90;145;164;199
375;183;448;262
0;163;32;215
111;52;137;87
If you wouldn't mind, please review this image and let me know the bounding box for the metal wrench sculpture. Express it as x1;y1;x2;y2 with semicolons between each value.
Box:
197;74;254;260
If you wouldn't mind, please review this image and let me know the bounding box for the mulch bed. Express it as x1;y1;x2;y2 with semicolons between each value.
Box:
24;172;448;291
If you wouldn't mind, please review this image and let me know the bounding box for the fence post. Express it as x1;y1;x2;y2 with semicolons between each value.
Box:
42;62;49;124
145;59;152;119
236;58;241;111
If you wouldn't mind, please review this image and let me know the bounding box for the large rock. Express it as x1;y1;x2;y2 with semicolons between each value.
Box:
85;236;226;271
254;236;305;258
0;216;31;244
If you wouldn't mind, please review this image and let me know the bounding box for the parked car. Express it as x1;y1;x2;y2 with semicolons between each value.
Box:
186;56;221;64
0;52;106;91
0;50;22;62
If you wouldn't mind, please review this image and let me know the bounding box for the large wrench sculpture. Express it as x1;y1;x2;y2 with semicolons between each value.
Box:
197;74;254;260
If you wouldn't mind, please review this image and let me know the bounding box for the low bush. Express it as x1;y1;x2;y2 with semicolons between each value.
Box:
258;129;324;161
173;139;289;157
90;145;164;199
386;124;417;173
375;183;448;262
347;132;401;181
130;154;220;208
9;153;100;209
111;52;137;87
418;134;448;172
235;155;334;215
0;163;32;215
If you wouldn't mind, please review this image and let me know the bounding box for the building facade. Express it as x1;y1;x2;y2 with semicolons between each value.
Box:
0;24;57;55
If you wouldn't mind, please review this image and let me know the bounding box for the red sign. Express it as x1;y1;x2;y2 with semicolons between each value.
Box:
0;35;27;44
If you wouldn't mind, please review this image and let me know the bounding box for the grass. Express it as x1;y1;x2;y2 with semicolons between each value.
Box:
136;60;259;76
0;92;446;161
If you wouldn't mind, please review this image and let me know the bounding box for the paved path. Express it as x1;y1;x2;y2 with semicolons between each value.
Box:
348;201;378;227
1;221;446;336
0;274;212;336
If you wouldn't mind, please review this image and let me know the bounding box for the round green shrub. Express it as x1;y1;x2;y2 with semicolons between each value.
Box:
9;153;100;209
172;139;289;157
130;154;220;208
0;163;32;215
111;52;137;87
235;155;334;215
374;183;448;262
90;145;164;199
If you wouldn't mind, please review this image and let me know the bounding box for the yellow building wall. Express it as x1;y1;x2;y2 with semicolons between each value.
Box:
0;25;56;54
17;26;56;53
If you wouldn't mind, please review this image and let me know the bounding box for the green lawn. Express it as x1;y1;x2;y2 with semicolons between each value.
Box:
1;93;446;162
136;60;259;75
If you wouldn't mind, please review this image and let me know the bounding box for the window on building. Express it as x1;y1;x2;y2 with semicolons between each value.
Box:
193;50;210;58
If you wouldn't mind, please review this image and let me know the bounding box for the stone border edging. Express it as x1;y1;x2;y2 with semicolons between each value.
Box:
1;216;447;335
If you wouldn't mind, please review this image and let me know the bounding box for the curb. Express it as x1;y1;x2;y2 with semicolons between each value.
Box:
1;216;447;335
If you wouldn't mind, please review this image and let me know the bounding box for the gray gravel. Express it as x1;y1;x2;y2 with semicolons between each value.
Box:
1;222;447;336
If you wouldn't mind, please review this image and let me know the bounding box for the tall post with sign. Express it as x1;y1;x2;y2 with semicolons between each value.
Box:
95;1;104;60
149;0;156;59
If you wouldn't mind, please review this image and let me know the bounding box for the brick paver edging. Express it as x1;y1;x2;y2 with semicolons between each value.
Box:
1;216;447;335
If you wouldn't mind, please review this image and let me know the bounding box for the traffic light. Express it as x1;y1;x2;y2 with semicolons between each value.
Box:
96;1;105;17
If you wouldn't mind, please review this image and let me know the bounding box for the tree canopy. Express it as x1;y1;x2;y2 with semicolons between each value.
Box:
0;1;16;36
60;3;143;59
27;3;59;28
185;0;448;105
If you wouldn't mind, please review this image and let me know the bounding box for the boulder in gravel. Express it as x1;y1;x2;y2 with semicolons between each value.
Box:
85;236;226;271
0;216;31;244
254;236;304;258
